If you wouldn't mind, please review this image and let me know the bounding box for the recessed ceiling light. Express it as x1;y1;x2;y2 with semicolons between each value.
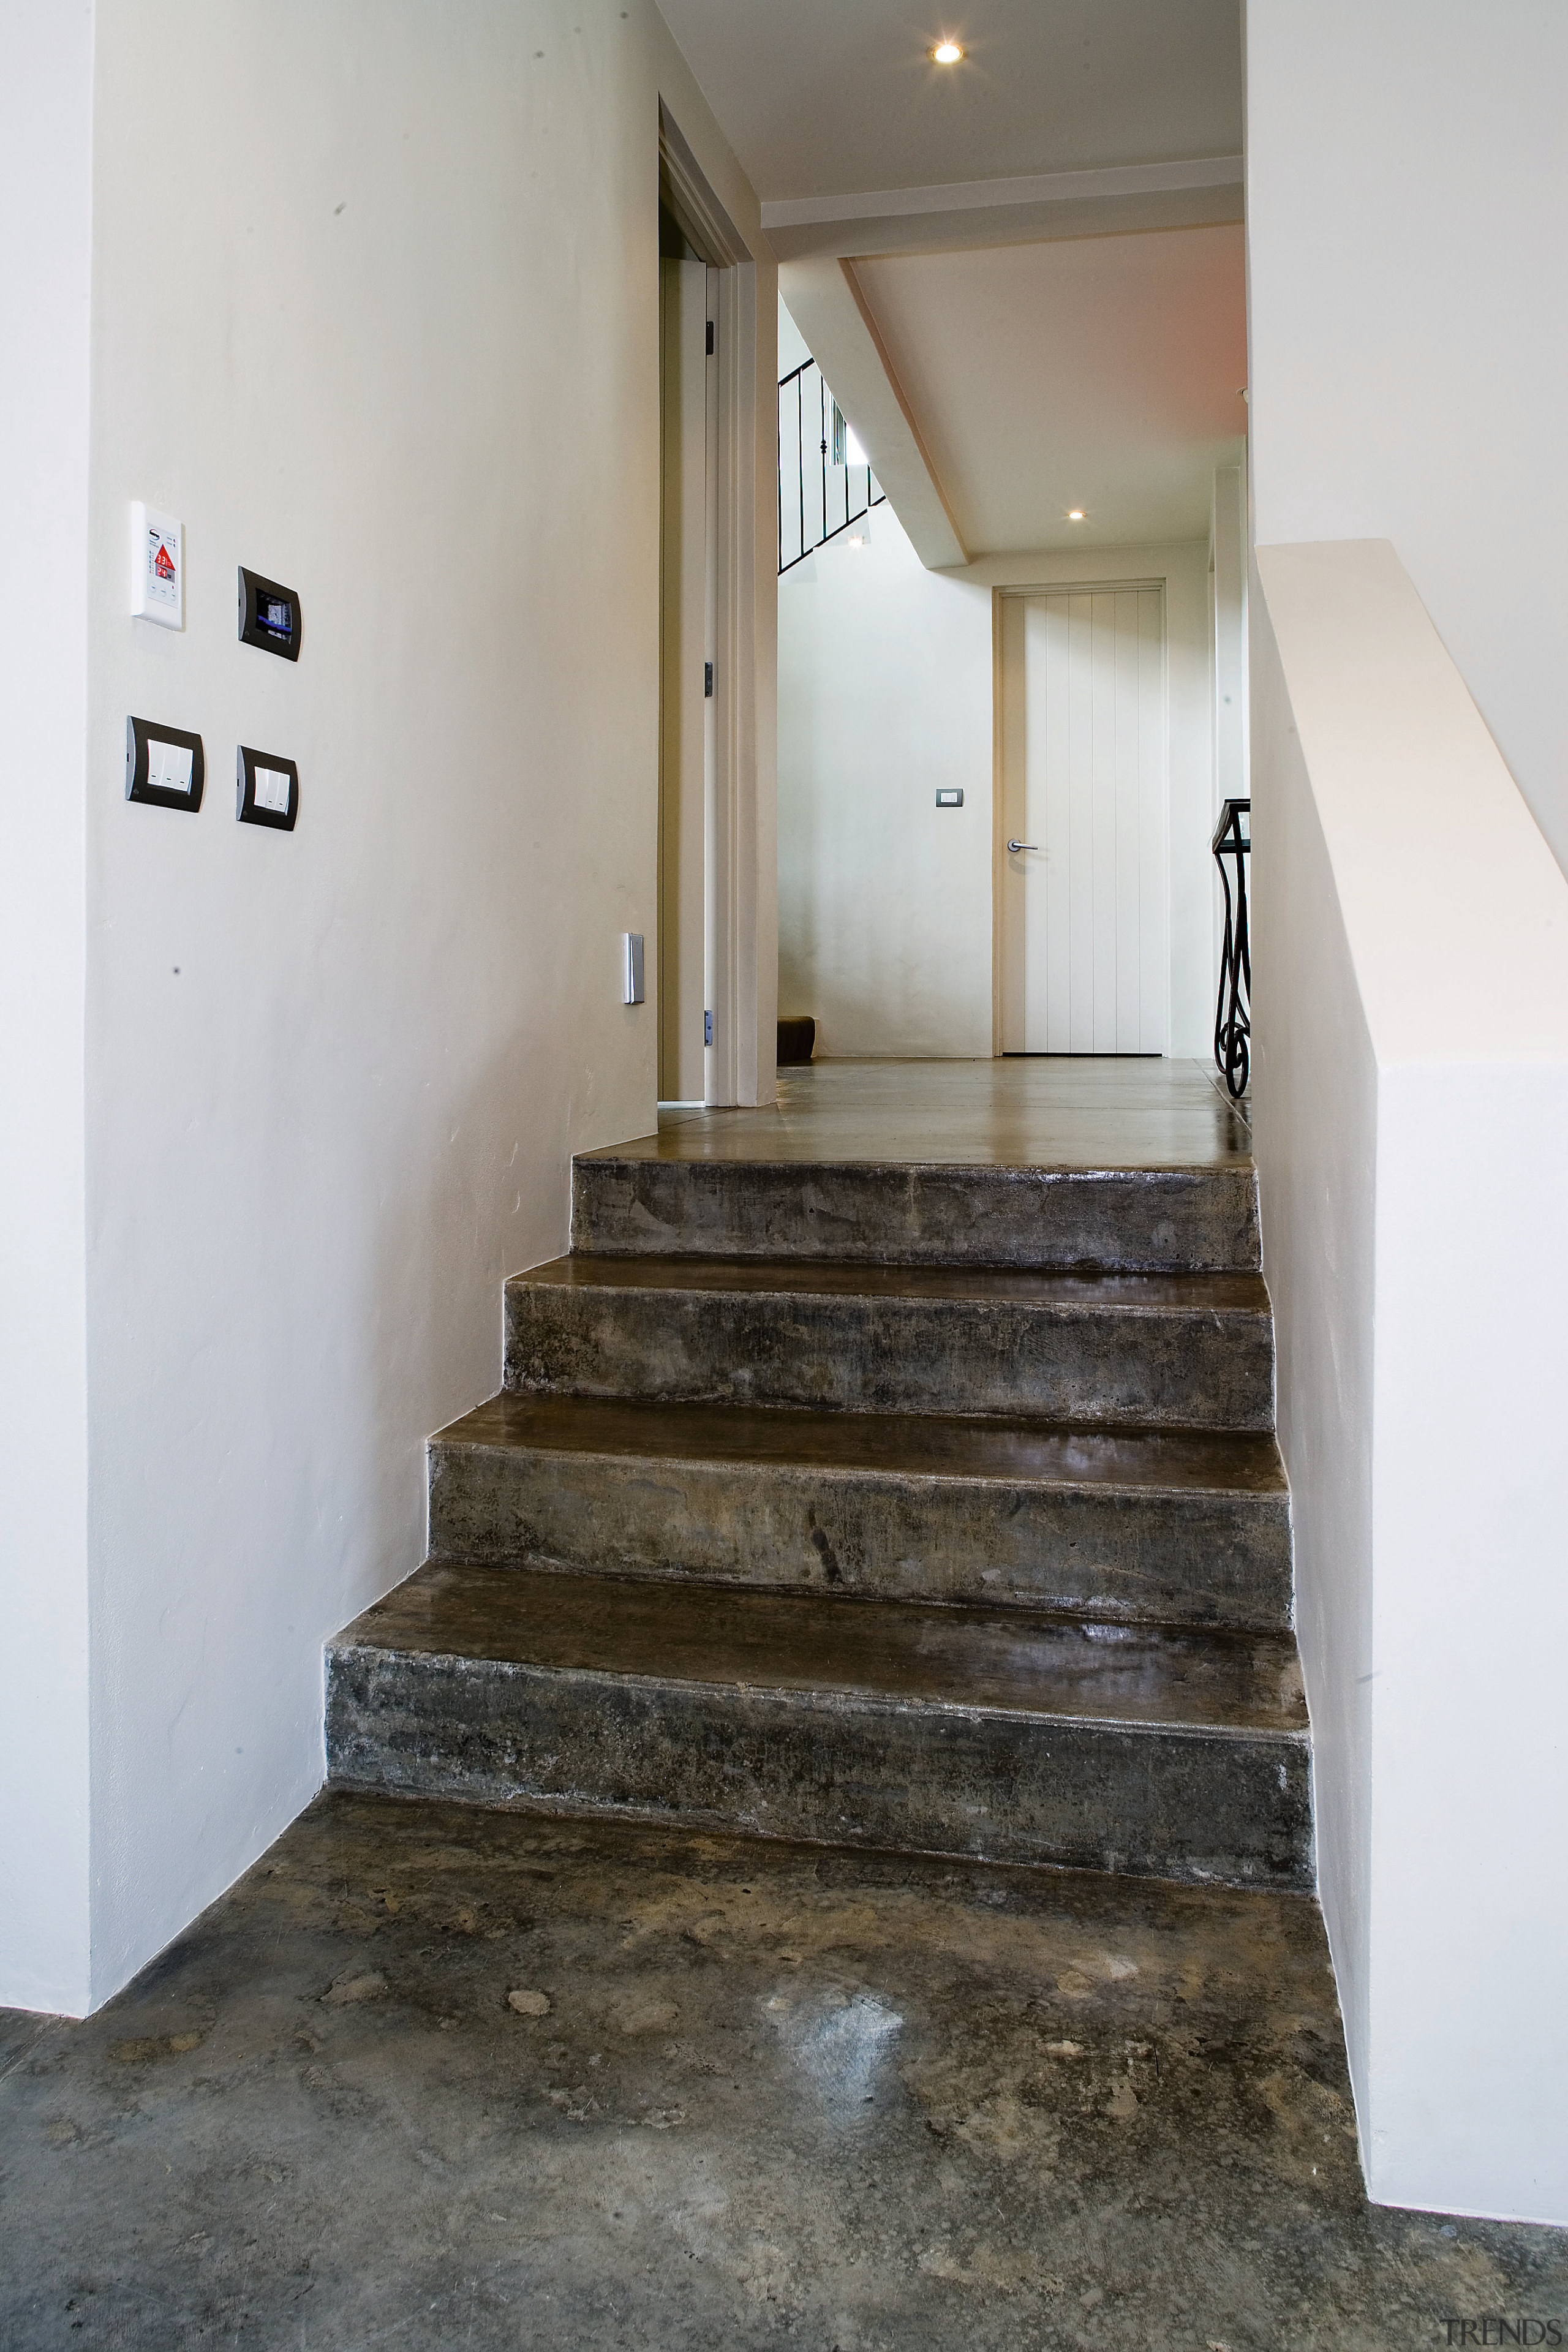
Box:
931;40;963;64
1068;509;1085;521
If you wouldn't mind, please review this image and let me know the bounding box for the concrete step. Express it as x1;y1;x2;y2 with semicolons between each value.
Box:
429;1393;1293;1632
503;1256;1276;1431
572;1151;1261;1272
325;1560;1312;1889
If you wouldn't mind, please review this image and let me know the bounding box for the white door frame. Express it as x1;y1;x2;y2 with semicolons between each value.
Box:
659;104;771;1107
990;579;1171;1057
658;252;709;1104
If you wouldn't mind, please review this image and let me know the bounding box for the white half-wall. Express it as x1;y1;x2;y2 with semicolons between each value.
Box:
1251;541;1568;2225
1;0;775;2016
778;506;1216;1058
1246;1;1568;2222
1245;0;1568;877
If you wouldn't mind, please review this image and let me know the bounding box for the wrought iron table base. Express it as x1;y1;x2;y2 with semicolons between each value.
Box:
1212;797;1251;1099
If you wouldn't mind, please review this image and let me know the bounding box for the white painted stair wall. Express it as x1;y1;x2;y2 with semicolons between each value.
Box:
1251;538;1568;2225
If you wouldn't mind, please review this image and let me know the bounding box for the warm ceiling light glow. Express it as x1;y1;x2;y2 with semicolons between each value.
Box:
1068;509;1085;521
931;39;963;63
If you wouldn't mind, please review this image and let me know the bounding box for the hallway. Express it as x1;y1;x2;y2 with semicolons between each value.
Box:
7;0;1568;2276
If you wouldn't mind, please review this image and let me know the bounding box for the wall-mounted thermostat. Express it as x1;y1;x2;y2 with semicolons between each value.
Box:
236;745;299;831
126;716;203;810
622;932;644;1005
130;503;183;630
935;788;963;807
238;567;302;661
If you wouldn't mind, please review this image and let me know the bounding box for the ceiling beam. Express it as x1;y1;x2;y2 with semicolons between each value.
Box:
778;257;968;571
764;154;1243;262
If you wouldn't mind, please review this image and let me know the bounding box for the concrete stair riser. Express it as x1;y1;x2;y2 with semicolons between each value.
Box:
503;1262;1276;1432
571;1157;1262;1273
428;1429;1293;1630
326;1647;1311;1890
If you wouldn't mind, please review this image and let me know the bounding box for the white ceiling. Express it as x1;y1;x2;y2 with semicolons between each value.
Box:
662;1;1247;562
656;0;1242;202
853;226;1248;554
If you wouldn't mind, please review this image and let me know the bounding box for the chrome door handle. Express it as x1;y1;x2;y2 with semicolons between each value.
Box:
1006;839;1038;853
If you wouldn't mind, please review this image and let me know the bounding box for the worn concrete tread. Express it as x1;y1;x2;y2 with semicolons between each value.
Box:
432;1391;1288;1498
509;1253;1270;1314
333;1561;1307;1738
580;1058;1254;1168
579;1147;1247;1178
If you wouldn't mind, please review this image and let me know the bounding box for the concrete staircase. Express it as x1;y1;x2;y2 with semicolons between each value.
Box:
327;1143;1310;1890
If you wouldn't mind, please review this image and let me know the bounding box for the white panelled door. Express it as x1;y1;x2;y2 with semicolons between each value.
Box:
998;587;1167;1054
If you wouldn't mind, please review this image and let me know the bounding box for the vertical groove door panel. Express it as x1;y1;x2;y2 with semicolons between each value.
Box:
1137;590;1167;1048
1113;592;1142;1052
1043;598;1072;1048
997;597;1028;1040
1068;595;1096;1050
999;587;1167;1055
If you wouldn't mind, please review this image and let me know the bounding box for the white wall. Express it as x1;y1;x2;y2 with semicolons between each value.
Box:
778;504;1216;1057
1248;560;1379;2148
1246;0;1568;876
778;293;811;378
1210;465;1246;807
1247;4;1568;2222
778;510;992;1055
0;0;95;2019
2;0;774;2015
1252;541;1568;2225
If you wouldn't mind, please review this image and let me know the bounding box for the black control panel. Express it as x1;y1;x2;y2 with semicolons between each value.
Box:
238;567;302;661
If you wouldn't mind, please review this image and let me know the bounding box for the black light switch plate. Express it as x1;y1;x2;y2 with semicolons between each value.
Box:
126;715;204;812
236;745;300;831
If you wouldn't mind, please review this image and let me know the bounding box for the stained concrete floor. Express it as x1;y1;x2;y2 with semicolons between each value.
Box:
648;1056;1251;1169
4;1791;1565;2349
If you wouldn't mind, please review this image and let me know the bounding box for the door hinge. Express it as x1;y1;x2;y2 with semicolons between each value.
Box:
704;662;714;698
704;1010;713;1046
706;320;715;356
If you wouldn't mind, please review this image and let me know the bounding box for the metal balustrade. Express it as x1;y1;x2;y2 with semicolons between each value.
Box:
778;358;884;574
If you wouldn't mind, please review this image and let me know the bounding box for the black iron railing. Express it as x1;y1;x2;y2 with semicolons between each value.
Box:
778;358;884;574
1212;796;1251;1099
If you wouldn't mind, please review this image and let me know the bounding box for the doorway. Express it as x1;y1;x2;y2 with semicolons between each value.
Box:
995;585;1169;1055
658;227;715;1104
